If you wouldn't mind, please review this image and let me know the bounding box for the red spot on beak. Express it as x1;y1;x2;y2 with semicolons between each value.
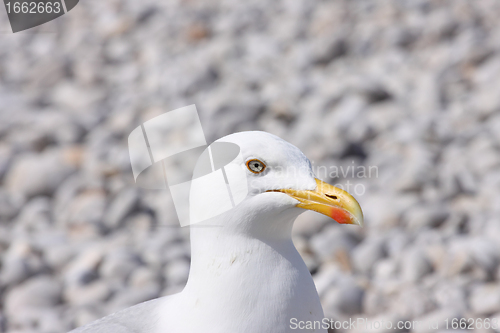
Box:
330;207;352;225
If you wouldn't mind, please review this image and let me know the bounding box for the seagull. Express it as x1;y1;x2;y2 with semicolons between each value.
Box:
70;131;363;333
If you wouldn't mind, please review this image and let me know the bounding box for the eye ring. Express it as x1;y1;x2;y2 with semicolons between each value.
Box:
246;159;266;174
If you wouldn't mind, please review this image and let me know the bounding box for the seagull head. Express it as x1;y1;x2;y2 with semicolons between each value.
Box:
191;131;363;239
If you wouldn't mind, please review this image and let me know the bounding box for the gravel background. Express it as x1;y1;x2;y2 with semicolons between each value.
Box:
1;0;500;332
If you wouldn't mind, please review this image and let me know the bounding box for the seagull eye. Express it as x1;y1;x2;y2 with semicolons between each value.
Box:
246;159;266;174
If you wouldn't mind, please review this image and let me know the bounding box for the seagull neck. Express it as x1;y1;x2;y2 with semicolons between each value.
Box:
181;223;324;328
187;208;300;278
187;225;297;280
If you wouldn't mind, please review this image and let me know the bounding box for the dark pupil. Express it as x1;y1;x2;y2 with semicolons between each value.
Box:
254;163;259;168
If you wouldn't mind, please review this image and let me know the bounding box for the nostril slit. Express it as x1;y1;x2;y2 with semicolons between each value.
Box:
326;194;338;200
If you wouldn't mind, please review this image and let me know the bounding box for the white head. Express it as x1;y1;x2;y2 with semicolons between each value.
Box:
190;131;363;241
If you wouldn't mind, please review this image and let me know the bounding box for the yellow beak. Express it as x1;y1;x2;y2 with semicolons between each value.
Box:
269;178;364;226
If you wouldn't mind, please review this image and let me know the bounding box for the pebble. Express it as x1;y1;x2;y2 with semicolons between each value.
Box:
163;259;190;287
108;285;161;312
103;188;139;230
129;266;161;289
293;235;320;272
313;262;344;297
292;211;330;238
469;284;500;316
373;259;398;281
391;285;436;319
363;288;390;316
0;144;12;182
64;190;107;236
322;276;365;316
63;247;104;287
400;248;433;283
0;189;24;222
310;225;360;262
405;205;450;230
64;280;112;306
4;275;62;315
5;148;80;199
0;240;45;286
352;238;387;275
99;248;141;283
